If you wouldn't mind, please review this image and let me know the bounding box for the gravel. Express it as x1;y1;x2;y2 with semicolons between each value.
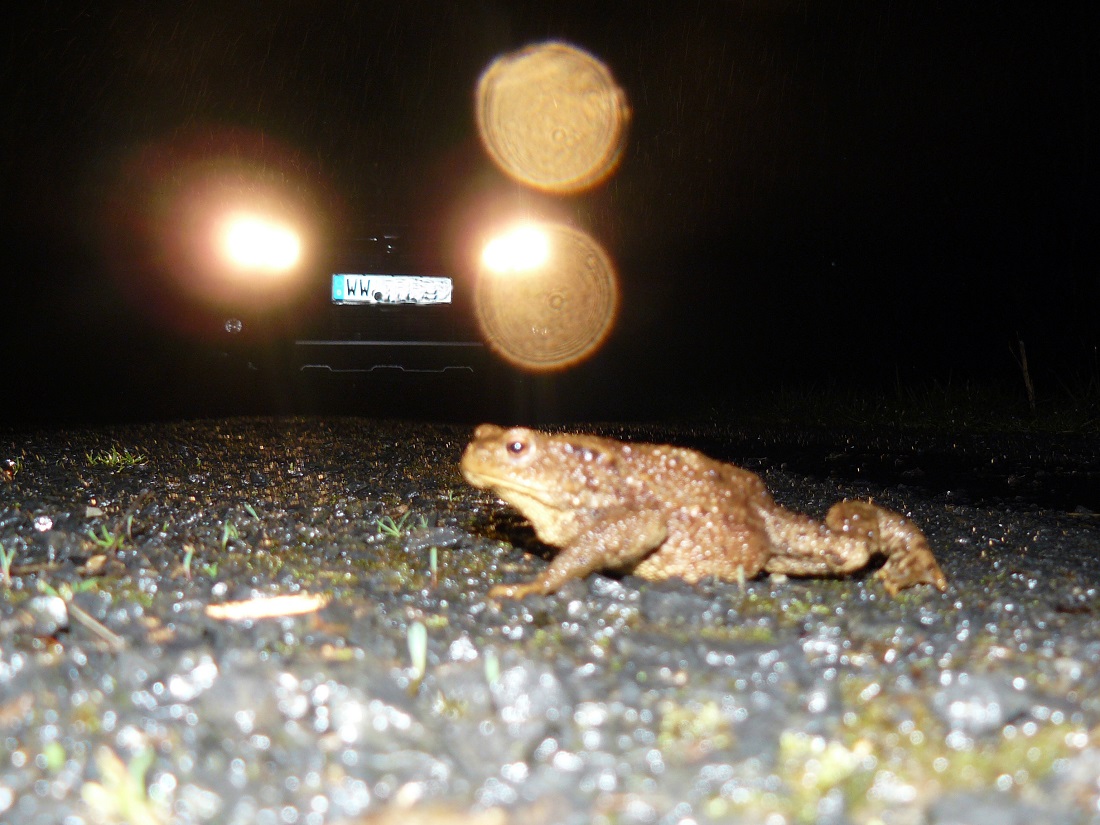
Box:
1;415;1098;824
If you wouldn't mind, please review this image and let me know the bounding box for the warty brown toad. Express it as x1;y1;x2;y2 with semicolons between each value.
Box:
461;424;948;599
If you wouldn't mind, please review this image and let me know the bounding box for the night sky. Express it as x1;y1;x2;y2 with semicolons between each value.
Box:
1;1;1094;422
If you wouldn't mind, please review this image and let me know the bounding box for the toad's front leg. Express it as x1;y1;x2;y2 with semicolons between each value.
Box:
489;508;668;600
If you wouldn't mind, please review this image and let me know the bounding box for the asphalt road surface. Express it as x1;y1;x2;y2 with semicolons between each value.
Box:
1;416;1098;824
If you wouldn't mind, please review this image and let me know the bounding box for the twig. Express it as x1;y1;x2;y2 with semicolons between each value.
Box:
205;593;329;620
66;600;126;652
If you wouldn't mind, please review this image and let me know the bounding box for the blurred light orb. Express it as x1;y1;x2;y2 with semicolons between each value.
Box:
476;221;618;371
481;223;550;274
476;42;630;194
221;213;301;273
96;126;323;339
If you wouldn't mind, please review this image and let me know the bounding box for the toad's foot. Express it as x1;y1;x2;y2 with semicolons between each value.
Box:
874;543;948;596
827;500;947;596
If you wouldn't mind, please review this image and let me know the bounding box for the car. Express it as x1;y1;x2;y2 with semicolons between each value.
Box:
216;224;493;386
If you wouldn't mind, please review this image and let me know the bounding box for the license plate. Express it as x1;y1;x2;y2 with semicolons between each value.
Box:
332;274;453;305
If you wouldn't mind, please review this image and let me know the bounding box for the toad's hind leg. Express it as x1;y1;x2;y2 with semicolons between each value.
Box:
825;500;947;595
762;500;947;596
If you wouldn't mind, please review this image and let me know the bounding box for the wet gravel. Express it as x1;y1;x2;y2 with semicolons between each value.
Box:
1;415;1099;824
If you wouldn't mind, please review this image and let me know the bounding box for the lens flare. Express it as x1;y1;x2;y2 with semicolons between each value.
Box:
476;42;630;194
476;221;618;371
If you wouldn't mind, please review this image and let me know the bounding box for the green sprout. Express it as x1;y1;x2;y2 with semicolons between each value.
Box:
182;544;218;580
407;620;428;693
378;511;430;539
85;447;147;468
81;745;166;825
483;648;501;691
0;541;15;585
182;545;195;580
221;521;240;549
87;525;127;552
378;512;411;539
429;546;439;587
38;578;100;600
243;503;260;520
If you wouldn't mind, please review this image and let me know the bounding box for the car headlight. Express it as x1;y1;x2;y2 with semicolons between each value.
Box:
480;223;550;274
219;212;302;274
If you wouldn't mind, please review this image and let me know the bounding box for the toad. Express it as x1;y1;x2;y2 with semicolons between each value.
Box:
461;424;947;599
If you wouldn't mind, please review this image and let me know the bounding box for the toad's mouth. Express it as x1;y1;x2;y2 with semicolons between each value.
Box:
461;466;564;510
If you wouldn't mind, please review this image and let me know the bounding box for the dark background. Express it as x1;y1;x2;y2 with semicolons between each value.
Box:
1;1;1094;423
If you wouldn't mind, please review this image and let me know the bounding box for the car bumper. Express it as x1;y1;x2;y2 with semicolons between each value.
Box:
289;338;488;375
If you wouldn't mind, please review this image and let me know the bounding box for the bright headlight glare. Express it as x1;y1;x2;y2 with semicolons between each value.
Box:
222;213;301;273
481;224;550;274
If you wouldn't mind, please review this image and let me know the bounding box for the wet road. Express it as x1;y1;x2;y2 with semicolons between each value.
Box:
1;416;1098;823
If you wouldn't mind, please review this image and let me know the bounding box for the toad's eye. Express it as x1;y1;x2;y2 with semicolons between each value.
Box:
507;439;528;455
